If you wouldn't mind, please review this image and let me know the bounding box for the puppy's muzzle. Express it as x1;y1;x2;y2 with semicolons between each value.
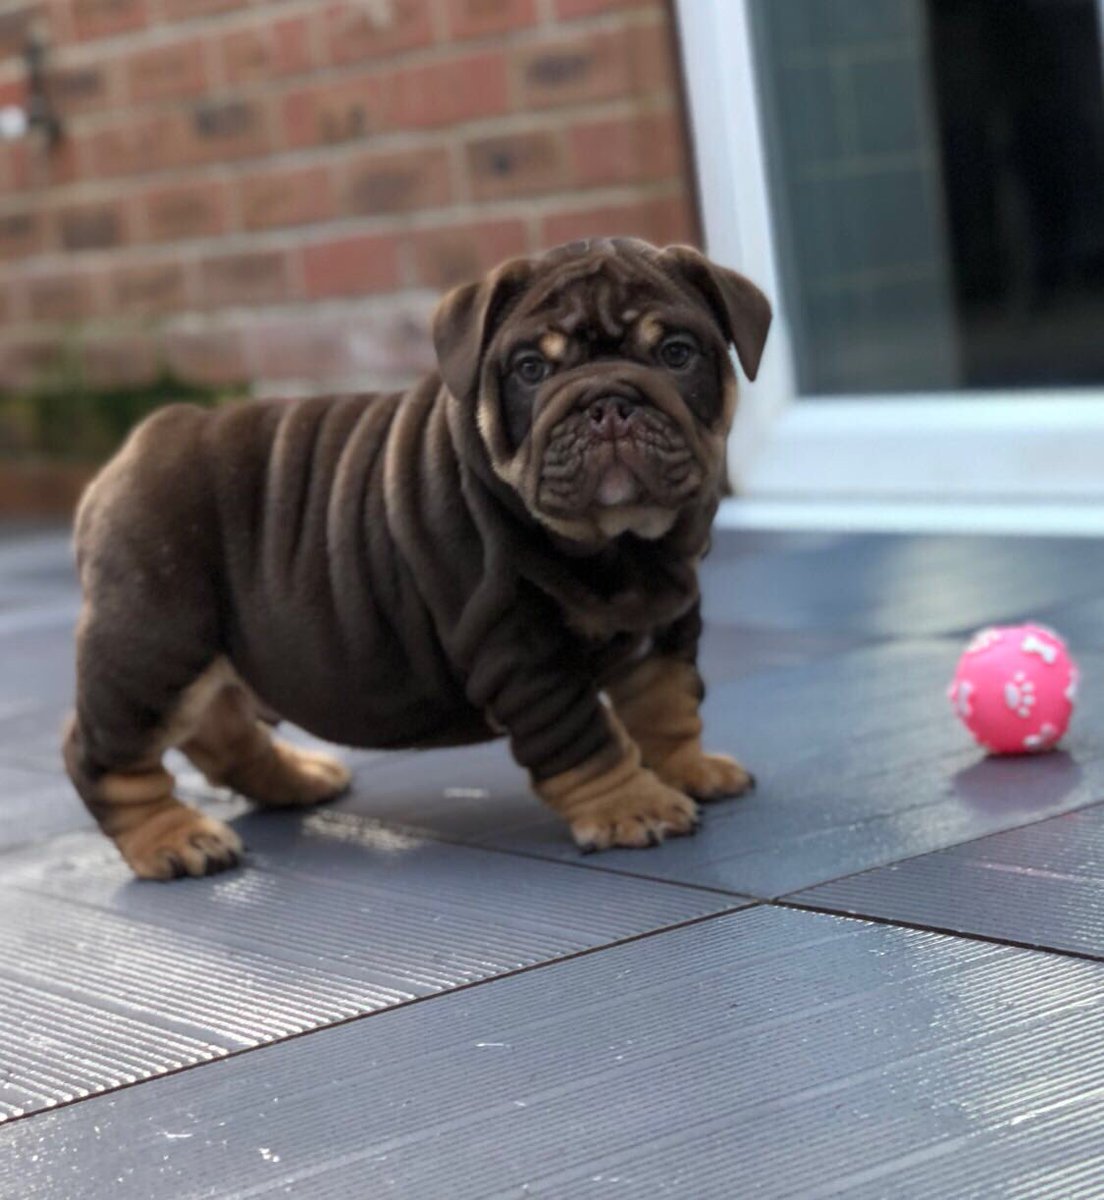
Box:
586;394;639;441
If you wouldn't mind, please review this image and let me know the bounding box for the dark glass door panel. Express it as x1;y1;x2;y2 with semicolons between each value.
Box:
750;0;1104;394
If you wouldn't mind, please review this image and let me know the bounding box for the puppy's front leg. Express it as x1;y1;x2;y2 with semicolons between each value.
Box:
471;653;698;851
607;652;754;803
535;712;701;851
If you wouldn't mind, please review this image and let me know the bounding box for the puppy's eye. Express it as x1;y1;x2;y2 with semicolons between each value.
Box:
658;336;698;370
513;353;551;386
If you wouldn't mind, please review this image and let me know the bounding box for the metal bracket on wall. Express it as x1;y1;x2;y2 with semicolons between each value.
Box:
24;30;63;148
0;29;63;148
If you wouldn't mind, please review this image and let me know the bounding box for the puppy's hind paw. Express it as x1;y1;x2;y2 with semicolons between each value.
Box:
234;741;352;809
116;806;243;881
657;749;754;803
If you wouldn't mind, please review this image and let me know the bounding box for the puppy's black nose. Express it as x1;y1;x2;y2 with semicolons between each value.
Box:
588;395;636;440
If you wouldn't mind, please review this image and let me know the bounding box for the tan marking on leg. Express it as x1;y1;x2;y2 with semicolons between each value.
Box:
179;681;350;808
607;657;753;801
97;766;243;881
159;658;240;749
66;661;250;881
76;652;350;881
536;713;699;851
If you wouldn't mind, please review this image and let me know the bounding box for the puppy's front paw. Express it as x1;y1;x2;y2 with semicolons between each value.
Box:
657;748;754;803
115;804;244;880
569;770;699;852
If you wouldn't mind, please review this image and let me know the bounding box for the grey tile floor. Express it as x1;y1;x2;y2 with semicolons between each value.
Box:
3;525;1104;1197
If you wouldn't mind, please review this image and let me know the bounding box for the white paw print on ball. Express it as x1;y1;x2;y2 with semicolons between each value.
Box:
1021;633;1059;664
967;628;1003;655
947;679;975;719
1003;672;1036;718
1024;723;1059;752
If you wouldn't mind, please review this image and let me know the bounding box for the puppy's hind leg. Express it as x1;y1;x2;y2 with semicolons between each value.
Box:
179;675;351;809
64;674;245;882
65;733;244;881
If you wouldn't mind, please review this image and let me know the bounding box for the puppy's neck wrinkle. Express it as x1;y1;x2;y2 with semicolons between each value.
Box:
443;378;712;642
445;383;540;535
472;474;703;638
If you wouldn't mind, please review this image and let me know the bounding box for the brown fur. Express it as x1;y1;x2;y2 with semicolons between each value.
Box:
536;711;700;850
177;668;352;807
63;658;349;879
61;745;243;881
539;331;569;362
636;313;666;350
64;238;770;877
607;657;754;800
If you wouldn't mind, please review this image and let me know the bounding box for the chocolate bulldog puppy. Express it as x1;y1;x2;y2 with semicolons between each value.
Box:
63;238;771;879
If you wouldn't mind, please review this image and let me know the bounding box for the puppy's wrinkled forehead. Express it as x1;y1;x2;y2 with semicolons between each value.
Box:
502;241;699;355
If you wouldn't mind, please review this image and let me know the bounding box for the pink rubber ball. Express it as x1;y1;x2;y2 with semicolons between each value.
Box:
947;624;1078;755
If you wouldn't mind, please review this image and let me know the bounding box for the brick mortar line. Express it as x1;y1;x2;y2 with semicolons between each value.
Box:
54;58;670;146
426;0;451;43
137;287;440;325
250;373;428;396
0;301;443;350
445;134;470;208
96;0;660;52
0;289;441;344
2;178;688;281
283;217;308;296
18;3;666;111
22;93;675;201
200;15;228;93
0;41;105;84
0;93;677;209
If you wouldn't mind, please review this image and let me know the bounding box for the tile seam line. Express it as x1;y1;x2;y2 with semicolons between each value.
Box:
760;789;1104;904
6;766;1104;903
13;773;1104;904
422;833;754;899
0;862;749;963
382;778;1104;903
773;897;1104;966
0;902;753;1130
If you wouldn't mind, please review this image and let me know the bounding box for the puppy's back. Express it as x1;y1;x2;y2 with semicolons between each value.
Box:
75;402;219;589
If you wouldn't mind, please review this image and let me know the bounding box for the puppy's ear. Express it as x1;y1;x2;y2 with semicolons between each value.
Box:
660;245;772;381
432;258;534;400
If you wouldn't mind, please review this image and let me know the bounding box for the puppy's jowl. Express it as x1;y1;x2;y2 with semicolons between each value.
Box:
64;239;771;879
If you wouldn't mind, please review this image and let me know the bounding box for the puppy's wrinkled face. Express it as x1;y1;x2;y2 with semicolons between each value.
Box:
433;239;771;545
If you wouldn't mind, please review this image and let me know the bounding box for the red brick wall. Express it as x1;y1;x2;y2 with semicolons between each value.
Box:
0;0;698;396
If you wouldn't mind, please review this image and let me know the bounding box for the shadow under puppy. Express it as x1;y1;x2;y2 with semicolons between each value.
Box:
63;238;771;879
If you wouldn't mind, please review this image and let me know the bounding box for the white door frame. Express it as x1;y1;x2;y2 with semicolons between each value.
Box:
675;0;1104;520
674;0;792;488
